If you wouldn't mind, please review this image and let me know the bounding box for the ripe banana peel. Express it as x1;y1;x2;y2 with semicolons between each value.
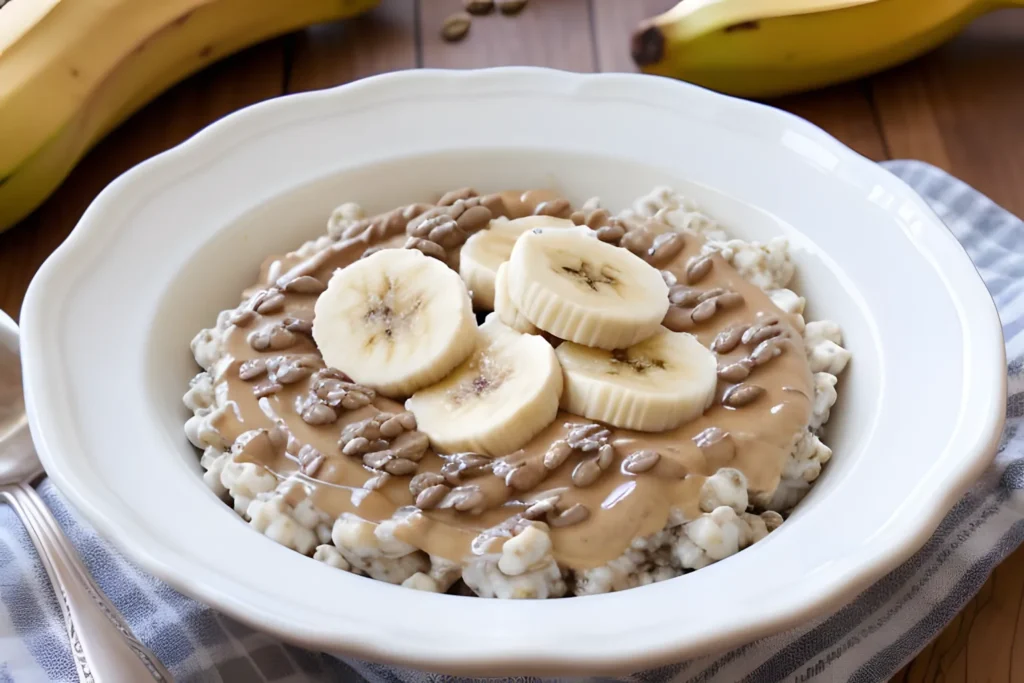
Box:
632;0;1024;99
0;0;380;233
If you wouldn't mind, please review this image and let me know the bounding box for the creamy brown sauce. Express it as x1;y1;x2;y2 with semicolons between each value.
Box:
209;191;812;570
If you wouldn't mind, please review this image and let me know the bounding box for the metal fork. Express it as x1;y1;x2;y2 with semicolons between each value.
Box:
0;310;172;682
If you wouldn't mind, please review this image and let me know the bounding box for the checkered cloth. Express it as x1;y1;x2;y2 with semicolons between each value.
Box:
1;160;1021;683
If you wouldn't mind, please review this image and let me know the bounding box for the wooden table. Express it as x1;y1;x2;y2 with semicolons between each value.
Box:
1;1;1021;679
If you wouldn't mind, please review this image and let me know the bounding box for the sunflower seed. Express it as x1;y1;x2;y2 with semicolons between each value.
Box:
441;485;485;513
282;275;325;295
722;383;766;408
693;427;734;460
751;337;786;365
340;391;372;410
669;285;703;308
717;358;754;382
341;218;371;240
357;420;382;442
441;12;472;42
283;317;313;335
620;228;654;256
251;326;296;352
583;208;611;229
438;187;477;205
464;0;494;14
505;463;545;491
408;214;446;238
522;497;559;520
230;309;257;327
384;458;418;476
712;324;749;354
496;0;528;15
406;207;447;234
456;205;493;233
270;326;297;350
685;255;713;284
364;472;392;491
392;432;430;461
543;441;573;470
716;291;744;309
661;306;693;333
572;460;602;487
297;445;324;477
648;232;686;265
301;402;337;426
533;198;571;218
547;503;589;528
566;423;610;450
429;222;467;250
762;510;784;532
745;323;783;346
363;450;392;469
741;317;781;345
238;358;267;381
248;330;271;352
253;382;282;399
343;437;370;456
593;222;625;243
441;452;492;485
690;298;719;323
416;484;450;510
410;472;446;498
380;415;408;439
623;449;660;474
405;236;447;261
267;426;288;449
255;291;286;314
275;361;313;385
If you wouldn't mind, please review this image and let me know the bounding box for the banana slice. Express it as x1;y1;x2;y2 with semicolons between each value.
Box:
459;216;575;310
406;314;562;456
556;329;717;432
506;227;669;350
494;262;540;334
312;248;477;398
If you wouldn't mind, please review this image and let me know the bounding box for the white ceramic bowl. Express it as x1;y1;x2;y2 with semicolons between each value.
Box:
19;68;1005;676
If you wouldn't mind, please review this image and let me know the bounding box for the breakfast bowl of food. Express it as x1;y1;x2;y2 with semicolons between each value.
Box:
18;67;1004;675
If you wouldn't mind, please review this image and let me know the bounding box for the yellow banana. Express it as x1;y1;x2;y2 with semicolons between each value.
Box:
0;0;379;232
632;0;1024;99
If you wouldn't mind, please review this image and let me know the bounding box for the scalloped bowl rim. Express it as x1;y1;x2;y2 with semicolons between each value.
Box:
18;67;1005;675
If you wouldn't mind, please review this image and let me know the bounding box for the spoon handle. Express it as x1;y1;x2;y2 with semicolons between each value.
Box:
2;483;173;683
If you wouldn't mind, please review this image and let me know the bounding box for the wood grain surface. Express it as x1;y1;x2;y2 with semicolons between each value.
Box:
1;1;1023;679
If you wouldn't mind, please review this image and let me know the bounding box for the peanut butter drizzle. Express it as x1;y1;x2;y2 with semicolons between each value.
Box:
210;190;812;570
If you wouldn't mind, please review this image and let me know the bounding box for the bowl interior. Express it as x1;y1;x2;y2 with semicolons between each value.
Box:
148;148;876;556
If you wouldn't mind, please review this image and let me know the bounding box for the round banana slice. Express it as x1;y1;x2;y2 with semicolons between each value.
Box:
556;329;718;432
406;314;563;456
312;248;477;398
506;227;669;350
459;215;575;310
493;262;540;334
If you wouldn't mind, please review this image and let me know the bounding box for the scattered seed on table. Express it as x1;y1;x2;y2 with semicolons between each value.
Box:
442;12;472;42
464;0;494;14
496;0;528;15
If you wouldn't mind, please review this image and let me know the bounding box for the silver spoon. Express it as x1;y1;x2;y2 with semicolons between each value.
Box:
0;310;173;683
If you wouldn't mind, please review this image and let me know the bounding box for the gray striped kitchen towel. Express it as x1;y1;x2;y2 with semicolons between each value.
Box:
1;160;1020;683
